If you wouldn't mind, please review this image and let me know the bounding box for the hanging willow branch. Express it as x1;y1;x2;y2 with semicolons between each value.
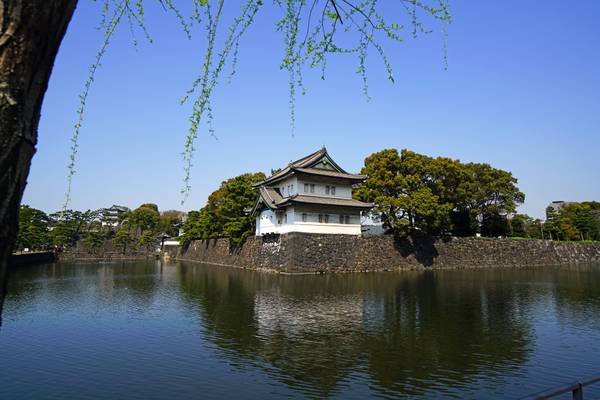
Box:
65;0;451;208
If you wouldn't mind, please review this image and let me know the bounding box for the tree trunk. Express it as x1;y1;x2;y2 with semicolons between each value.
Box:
0;0;77;323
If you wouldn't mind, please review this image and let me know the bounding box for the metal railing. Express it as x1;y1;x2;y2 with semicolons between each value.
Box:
520;374;600;400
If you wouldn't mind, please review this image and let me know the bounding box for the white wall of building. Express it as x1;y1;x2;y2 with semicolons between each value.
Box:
256;207;362;235
275;177;298;198
296;179;352;198
273;177;354;199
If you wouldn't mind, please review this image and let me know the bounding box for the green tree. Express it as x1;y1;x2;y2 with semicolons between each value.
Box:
138;231;157;251
181;172;265;245
528;218;544;240
509;213;542;239
128;205;160;233
464;162;525;235
49;209;100;248
354;149;452;236
159;211;183;237
16;205;50;251
545;206;560;240
112;229;131;253
481;209;510;237
0;1;449;291
509;214;527;237
82;231;104;252
558;203;598;241
355;149;525;238
139;203;159;214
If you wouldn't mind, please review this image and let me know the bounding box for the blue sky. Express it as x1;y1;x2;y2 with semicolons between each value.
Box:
23;1;600;218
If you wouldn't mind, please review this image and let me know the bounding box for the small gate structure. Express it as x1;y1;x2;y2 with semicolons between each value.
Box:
520;374;600;400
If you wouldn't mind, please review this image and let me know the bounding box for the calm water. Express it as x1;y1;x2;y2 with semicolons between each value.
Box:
1;262;600;399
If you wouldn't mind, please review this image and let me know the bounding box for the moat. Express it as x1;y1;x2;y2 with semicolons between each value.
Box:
2;261;600;399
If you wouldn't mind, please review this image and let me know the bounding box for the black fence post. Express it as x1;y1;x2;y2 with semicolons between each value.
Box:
572;383;583;400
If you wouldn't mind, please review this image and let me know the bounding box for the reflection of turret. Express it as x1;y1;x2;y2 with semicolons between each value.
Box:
254;291;365;335
178;263;536;398
253;291;366;397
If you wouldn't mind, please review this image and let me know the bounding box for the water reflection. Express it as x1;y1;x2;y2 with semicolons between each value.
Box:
178;264;539;398
2;261;600;399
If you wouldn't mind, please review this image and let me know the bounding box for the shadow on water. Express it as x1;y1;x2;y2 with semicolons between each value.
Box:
177;262;536;398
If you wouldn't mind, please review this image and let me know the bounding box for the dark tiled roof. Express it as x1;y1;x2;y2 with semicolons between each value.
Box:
250;189;372;215
260;186;283;206
282;195;373;208
294;168;366;181
253;147;353;187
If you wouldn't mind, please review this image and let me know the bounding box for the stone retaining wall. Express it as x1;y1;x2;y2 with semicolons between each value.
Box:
170;233;600;273
9;251;56;267
59;241;154;262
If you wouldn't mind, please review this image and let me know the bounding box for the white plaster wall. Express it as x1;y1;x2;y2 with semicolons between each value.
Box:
256;209;277;236
256;208;361;235
294;210;360;225
276;177;298;198
286;206;295;224
267;222;361;235
296;179;352;198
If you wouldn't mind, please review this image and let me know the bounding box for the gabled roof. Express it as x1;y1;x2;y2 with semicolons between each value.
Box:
249;187;373;216
249;187;284;215
253;147;364;187
279;195;373;209
293;168;366;180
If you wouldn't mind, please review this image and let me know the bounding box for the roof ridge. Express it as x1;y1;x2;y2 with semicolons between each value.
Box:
293;167;365;177
289;147;327;167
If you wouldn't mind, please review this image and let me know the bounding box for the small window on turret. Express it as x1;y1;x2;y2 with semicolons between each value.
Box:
325;186;330;195
304;184;309;193
331;186;336;196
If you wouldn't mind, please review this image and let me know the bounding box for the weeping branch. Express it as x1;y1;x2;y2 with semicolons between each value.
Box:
66;0;451;207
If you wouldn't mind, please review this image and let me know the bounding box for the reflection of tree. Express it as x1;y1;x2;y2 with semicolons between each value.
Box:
178;263;261;359
177;264;536;398
546;265;600;330
361;271;533;397
254;292;364;397
178;263;366;397
4;261;161;316
107;262;161;310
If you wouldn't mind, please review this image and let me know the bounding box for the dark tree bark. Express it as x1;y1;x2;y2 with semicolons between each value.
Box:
0;0;77;322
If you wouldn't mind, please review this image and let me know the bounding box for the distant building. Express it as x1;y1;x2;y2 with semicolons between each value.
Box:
547;201;574;214
160;210;188;237
100;205;130;227
250;147;373;235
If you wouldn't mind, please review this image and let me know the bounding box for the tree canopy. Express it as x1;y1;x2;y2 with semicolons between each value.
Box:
354;149;525;237
545;202;600;241
15;206;105;251
112;229;132;253
181;172;265;245
16;206;51;251
127;204;160;232
14;203;186;253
